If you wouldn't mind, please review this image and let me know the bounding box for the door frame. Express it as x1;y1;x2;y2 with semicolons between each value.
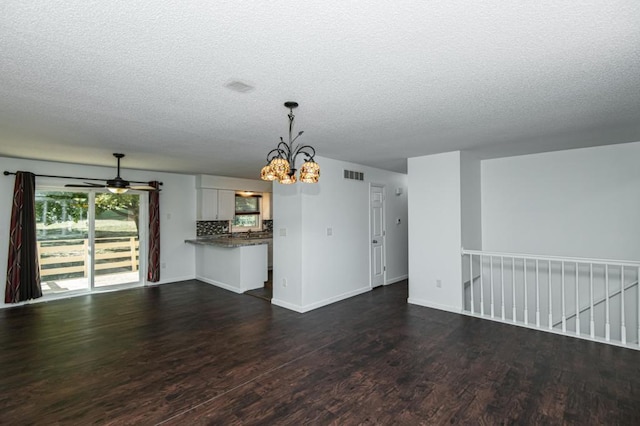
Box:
35;185;148;296
369;183;386;288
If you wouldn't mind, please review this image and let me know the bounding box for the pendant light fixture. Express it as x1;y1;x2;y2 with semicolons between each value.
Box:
260;102;320;184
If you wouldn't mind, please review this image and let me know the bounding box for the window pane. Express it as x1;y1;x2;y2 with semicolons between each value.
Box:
235;196;260;213
36;191;89;293
233;214;259;227
93;193;140;288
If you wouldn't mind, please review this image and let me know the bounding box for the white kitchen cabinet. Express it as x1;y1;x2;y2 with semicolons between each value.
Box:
217;190;236;221
197;189;218;220
195;243;268;292
197;189;236;221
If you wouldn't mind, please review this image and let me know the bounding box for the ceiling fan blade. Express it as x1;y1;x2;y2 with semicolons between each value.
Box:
128;185;160;191
65;182;106;188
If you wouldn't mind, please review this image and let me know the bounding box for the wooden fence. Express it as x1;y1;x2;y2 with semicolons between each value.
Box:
38;237;139;280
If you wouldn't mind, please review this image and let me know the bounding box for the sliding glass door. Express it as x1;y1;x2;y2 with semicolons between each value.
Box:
36;191;90;293
35;189;145;295
93;192;142;288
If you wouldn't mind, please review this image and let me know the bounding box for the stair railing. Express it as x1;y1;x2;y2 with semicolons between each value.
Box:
461;248;640;349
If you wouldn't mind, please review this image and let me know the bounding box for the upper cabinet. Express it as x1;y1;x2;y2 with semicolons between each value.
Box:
197;189;235;221
217;190;235;221
197;189;218;220
196;174;273;222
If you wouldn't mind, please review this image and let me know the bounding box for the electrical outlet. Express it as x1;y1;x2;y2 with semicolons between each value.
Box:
326;227;333;236
161;262;166;269
282;278;287;288
436;279;442;288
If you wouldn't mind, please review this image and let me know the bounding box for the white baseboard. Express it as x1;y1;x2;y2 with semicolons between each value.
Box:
273;286;371;313
302;286;371;312
147;275;195;286
385;274;408;285
271;298;305;313
195;276;243;294
407;297;462;314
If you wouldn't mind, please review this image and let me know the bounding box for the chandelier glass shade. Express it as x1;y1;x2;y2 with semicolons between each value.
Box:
279;173;297;185
260;164;277;181
299;160;320;183
260;102;320;184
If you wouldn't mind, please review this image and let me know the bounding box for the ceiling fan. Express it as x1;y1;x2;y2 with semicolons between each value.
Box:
65;153;158;194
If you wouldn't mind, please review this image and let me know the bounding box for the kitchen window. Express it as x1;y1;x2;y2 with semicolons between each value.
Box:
233;194;261;229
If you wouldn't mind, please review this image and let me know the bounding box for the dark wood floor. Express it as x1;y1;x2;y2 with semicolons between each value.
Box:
1;280;639;425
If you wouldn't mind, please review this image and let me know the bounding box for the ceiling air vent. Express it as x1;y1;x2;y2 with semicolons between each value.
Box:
343;169;364;181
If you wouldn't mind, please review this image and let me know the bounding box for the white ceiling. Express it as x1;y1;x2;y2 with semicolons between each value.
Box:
1;1;639;178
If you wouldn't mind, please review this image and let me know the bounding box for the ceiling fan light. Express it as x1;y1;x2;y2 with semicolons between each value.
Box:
260;164;277;181
299;161;320;183
108;186;129;194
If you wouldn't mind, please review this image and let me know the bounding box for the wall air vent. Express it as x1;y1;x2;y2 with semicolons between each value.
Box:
343;170;364;181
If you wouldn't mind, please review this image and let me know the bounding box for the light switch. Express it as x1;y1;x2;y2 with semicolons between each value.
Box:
279;228;287;237
326;227;333;236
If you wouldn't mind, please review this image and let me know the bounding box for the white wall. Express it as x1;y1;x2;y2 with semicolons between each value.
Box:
0;156;196;308
409;142;640;319
196;174;272;192
272;183;304;309
460;152;482;252
272;156;408;312
482;141;640;260
407;151;465;312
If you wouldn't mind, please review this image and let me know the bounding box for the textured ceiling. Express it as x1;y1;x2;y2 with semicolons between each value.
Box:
1;1;639;178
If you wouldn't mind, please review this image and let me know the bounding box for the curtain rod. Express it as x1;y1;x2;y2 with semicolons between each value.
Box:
3;171;163;186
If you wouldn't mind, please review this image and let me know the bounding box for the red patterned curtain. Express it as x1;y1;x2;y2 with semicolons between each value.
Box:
147;181;160;282
5;171;42;303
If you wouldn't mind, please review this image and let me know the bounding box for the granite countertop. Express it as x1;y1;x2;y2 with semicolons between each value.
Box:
185;233;272;248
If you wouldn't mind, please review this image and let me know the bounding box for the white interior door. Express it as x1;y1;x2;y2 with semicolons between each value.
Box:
370;185;385;287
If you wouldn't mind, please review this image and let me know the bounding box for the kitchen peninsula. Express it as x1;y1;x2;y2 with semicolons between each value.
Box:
186;234;271;294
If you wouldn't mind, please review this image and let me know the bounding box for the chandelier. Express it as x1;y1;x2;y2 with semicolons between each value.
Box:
260;102;320;184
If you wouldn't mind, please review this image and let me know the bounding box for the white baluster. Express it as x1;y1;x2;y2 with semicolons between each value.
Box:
490;256;495;318
536;259;540;327
480;255;484;316
575;262;580;336
469;254;474;315
637;266;640;348
524;259;528;325
500;256;505;320
548;260;553;330
605;264;610;341
589;263;594;339
512;257;516;323
561;262;566;333
621;266;626;345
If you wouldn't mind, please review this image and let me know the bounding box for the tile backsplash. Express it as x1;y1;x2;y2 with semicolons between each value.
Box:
196;220;230;236
197;219;273;236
